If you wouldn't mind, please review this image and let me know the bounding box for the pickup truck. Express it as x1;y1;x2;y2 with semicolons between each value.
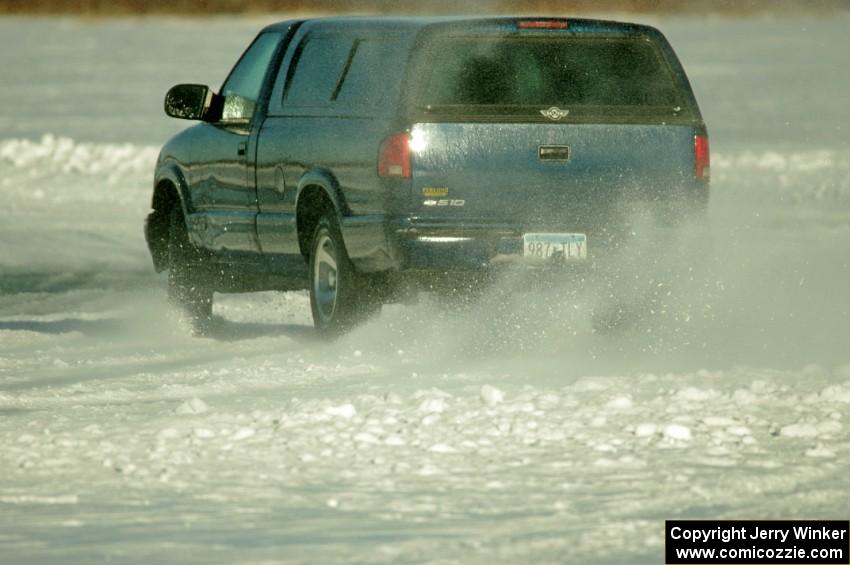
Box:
144;16;710;335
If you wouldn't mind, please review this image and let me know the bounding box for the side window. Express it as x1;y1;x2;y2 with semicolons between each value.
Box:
284;35;355;108
220;32;282;121
334;39;405;110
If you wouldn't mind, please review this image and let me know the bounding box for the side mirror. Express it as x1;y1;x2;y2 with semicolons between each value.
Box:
164;84;213;121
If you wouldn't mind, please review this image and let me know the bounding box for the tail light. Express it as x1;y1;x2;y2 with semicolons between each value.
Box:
378;133;411;178
694;133;710;181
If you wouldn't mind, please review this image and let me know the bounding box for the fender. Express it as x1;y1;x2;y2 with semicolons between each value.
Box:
146;159;193;272
153;159;192;217
293;167;391;271
292;167;348;258
294;167;349;218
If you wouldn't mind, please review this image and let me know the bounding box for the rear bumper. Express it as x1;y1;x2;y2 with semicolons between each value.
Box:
345;187;707;275
398;236;521;271
387;217;616;272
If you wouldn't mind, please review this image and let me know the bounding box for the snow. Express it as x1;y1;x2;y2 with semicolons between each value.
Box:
176;397;210;415
1;13;850;565
480;384;505;405
662;424;692;442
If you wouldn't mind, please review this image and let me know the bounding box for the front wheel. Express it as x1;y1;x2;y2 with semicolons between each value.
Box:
167;207;213;334
309;216;376;336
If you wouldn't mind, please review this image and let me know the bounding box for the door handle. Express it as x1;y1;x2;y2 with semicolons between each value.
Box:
237;142;247;156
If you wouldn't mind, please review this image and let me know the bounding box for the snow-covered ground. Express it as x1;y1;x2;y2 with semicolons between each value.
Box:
2;14;849;564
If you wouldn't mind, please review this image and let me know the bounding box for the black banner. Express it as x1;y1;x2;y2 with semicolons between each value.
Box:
666;520;849;564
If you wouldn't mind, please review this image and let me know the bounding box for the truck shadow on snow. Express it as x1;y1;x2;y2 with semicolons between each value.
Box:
0;269;317;342
0;269;155;295
0;315;317;342
0;318;125;335
200;316;317;342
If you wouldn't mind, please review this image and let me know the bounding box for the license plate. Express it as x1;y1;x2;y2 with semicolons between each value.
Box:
522;233;587;261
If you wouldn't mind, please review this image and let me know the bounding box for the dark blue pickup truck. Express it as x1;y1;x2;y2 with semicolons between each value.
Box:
144;16;709;335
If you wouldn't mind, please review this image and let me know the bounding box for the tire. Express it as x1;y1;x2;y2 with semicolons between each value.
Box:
309;215;376;336
167;207;213;333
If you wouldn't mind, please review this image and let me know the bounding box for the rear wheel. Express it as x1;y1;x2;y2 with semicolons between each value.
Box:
167;207;213;333
309;216;377;336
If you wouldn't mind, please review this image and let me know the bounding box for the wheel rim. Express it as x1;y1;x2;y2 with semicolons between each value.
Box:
313;233;338;323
